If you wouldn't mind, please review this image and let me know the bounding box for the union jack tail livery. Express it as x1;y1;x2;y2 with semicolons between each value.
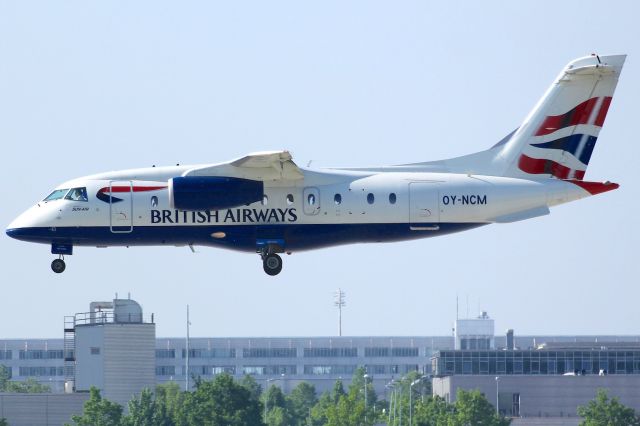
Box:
505;54;625;180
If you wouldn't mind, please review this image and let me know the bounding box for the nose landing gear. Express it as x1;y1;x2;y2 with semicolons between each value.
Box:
51;256;66;274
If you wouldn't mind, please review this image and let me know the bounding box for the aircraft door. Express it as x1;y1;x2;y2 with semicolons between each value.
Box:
409;182;440;230
109;180;133;233
303;187;321;215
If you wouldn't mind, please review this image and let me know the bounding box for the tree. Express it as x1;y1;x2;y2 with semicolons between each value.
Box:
0;365;11;391
413;395;455;426
123;388;156;426
286;382;318;426
154;382;186;426
4;377;51;393
240;375;262;401
263;385;289;426
453;389;510;426
68;386;123;426
182;373;263;425
0;418;8;426
578;389;640;426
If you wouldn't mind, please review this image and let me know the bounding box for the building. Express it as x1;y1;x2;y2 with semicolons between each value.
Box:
431;340;640;425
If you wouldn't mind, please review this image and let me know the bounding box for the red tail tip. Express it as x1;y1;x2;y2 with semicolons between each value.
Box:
567;180;619;195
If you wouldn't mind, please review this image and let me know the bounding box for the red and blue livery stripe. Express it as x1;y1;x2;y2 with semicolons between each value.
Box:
531;134;597;165
96;186;166;203
535;96;612;136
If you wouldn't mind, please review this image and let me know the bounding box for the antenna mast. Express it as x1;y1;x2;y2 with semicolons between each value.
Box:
334;289;346;336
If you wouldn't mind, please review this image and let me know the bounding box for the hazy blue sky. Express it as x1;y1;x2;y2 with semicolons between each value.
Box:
1;1;639;339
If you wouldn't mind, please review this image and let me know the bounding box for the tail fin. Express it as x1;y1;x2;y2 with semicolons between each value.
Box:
407;55;625;179
502;54;625;180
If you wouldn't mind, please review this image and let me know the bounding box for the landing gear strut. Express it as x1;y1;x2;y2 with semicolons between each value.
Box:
51;256;66;274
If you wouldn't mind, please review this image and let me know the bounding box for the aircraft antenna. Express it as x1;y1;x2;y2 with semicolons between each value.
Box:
334;289;346;336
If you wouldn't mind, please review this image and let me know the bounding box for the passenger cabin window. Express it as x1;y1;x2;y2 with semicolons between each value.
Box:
65;187;88;202
367;193;375;204
334;194;342;205
389;193;397;204
44;189;70;202
151;196;158;207
307;193;316;205
286;194;294;205
262;195;268;206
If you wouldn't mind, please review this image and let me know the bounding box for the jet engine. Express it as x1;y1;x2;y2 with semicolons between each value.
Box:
168;176;264;211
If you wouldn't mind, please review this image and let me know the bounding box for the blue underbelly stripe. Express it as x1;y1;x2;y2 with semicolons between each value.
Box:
6;223;486;252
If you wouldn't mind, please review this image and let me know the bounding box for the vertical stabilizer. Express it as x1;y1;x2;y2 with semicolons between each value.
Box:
500;54;625;179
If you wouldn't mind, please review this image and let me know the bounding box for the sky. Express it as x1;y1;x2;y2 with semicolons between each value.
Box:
1;1;639;339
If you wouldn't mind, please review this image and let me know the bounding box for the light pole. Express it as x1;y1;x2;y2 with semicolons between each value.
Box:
264;378;276;423
495;376;500;415
409;377;425;426
363;374;369;424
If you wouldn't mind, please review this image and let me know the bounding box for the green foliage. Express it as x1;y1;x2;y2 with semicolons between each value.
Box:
240;374;262;401
578;389;640;426
453;389;510;426
286;382;318;426
0;365;51;393
182;373;263;426
0;418;8;426
0;365;10;390
69;387;123;426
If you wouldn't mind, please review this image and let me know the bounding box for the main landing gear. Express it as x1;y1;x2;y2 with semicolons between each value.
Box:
51;256;66;274
259;245;284;276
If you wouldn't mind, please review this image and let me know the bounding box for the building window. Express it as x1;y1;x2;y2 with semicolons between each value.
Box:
367;193;374;204
303;348;357;358
0;350;11;360
156;366;176;376
303;365;357;375
212;366;236;375
364;347;389;357
156;349;176;359
90;347;100;355
19;350;64;360
243;348;297;358
389;193;397;204
392;347;419;357
334;194;342;205
242;365;296;375
182;348;236;359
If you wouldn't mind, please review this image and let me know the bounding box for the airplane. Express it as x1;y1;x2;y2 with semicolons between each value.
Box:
6;54;625;276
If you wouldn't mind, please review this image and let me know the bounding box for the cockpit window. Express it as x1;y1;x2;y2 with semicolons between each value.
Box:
44;189;70;202
65;187;88;202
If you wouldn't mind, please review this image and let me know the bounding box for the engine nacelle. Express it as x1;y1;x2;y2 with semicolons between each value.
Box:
168;176;264;211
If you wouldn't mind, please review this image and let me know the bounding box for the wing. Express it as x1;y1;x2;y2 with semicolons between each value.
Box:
183;150;304;181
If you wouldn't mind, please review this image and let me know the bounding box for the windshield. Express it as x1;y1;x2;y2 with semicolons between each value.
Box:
65;187;88;202
44;189;70;202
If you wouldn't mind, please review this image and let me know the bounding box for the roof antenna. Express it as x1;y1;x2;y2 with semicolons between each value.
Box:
596;55;601;64
307;160;313;167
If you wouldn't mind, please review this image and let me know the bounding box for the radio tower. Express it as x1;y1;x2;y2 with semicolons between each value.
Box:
334;289;346;336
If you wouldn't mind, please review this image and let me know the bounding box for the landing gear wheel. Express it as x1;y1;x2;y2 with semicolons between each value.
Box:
51;258;66;274
263;253;283;276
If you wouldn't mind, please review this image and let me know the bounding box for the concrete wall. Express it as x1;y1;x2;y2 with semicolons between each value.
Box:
103;324;155;408
0;393;88;426
433;375;640;420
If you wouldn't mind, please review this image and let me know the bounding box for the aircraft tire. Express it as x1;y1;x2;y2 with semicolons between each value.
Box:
263;253;282;276
51;259;66;274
